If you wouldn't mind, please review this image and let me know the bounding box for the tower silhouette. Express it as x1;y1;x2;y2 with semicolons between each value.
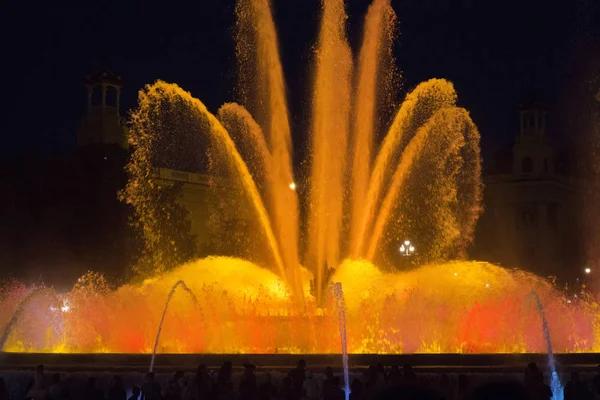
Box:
77;68;128;147
512;101;553;175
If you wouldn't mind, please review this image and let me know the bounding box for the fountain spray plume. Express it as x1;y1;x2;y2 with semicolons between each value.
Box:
235;0;303;304
123;82;287;283
366;107;481;262
46;0;593;355
307;0;353;302
150;280;199;372
350;79;459;257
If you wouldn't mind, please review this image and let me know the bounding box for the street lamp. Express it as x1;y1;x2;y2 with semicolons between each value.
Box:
399;240;415;256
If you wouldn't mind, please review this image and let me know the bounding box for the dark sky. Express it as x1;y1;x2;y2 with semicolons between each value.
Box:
2;0;600;165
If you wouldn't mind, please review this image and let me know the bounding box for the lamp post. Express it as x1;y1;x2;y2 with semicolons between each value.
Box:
399;240;415;257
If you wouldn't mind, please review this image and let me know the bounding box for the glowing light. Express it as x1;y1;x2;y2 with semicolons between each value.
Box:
399;240;415;256
585;268;591;274
485;283;490;288
454;272;458;277
61;305;70;313
289;182;296;190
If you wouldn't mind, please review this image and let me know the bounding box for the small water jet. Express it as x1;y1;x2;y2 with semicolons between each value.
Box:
529;291;564;400
150;280;199;372
331;282;349;400
0;287;61;351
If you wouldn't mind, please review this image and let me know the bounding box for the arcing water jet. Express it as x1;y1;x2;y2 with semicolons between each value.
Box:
150;280;198;372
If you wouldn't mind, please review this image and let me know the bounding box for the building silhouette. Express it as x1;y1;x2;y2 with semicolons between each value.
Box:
473;102;584;279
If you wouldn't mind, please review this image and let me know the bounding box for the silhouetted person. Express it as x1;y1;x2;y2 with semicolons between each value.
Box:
524;363;551;400
258;373;277;400
289;360;307;394
328;377;345;400
194;364;213;400
142;372;163;400
525;363;540;383
324;367;335;389
366;365;385;399
218;362;233;386
35;364;45;386
593;365;600;398
130;386;142;400
48;373;64;400
386;366;401;387
402;364;417;386
109;375;127;400
218;382;235;400
279;377;295;400
27;364;48;400
349;378;365;400
438;374;452;400
376;385;439;400
365;366;378;391
456;374;469;400
84;377;104;400
166;371;186;400
466;381;528;400
239;364;258;400
564;372;592;400
302;371;320;400
0;378;9;400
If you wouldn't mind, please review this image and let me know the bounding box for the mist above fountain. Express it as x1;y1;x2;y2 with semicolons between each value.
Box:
0;0;598;354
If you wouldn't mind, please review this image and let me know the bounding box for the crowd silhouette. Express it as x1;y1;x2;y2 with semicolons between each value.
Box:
1;362;597;400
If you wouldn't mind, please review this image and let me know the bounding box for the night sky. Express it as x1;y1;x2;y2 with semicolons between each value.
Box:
3;0;600;166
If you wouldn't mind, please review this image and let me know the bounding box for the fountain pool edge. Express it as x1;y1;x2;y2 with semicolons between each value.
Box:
0;353;598;372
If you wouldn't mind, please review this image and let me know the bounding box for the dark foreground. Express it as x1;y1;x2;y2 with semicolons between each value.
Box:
0;355;599;400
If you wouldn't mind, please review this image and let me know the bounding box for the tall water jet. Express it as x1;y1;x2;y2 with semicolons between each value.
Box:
349;0;397;252
307;0;353;301
331;282;349;400
235;0;303;302
529;291;564;400
150;280;198;372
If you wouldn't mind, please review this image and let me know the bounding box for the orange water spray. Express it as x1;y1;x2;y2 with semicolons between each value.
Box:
2;0;598;355
306;0;353;301
349;0;397;254
236;0;303;303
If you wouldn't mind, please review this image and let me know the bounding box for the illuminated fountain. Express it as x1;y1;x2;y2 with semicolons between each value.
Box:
0;0;599;354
